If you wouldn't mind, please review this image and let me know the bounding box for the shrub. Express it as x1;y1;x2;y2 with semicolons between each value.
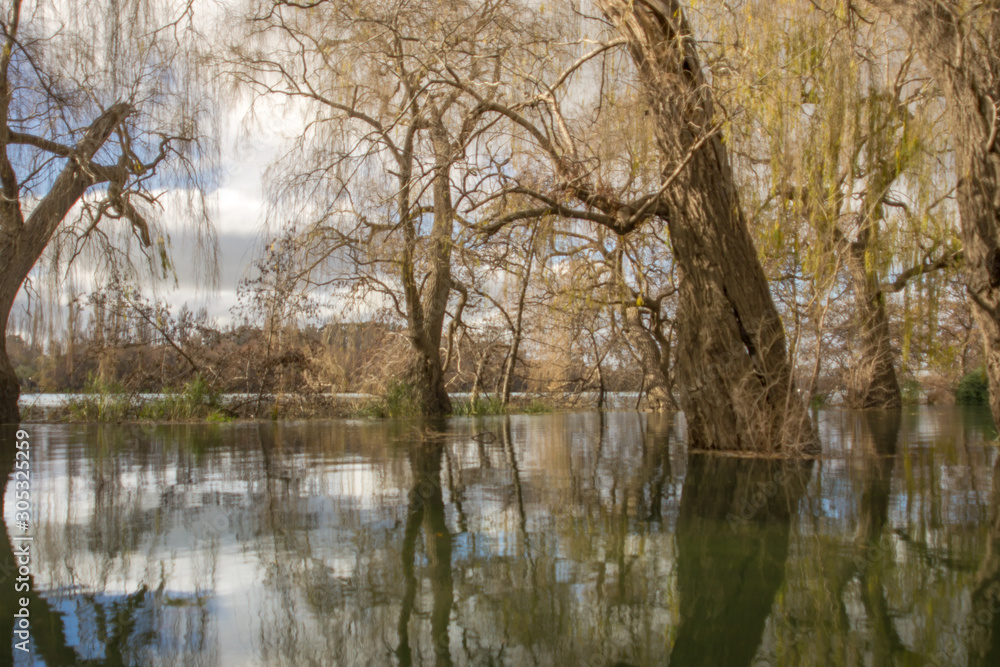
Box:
353;379;423;418
956;368;990;405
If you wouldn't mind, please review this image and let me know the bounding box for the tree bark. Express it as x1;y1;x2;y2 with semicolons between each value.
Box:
404;124;458;417
845;232;902;409
865;0;1000;423
598;0;818;453
397;117;456;417
0;303;17;424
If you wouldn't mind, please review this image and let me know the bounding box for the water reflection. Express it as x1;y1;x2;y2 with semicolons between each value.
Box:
969;452;1000;667
398;430;453;667
670;454;811;666
0;410;998;665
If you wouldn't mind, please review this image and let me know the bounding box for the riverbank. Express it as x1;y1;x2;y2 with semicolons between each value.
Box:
17;387;643;423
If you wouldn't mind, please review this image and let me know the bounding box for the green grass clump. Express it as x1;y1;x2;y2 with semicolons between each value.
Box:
66;374;232;422
956;368;990;405
139;376;230;421
67;376;136;422
520;399;553;414
353;380;424;419
452;395;506;416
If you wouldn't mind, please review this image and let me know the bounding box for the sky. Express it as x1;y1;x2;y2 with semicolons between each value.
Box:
11;93;292;334
8;0;308;337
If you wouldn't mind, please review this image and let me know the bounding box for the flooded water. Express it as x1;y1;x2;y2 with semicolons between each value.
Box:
2;408;999;666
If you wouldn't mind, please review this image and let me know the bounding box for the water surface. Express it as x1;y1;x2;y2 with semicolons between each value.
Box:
2;408;999;666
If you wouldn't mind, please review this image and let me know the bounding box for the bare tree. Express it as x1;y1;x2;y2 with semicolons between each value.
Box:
225;0;547;415
0;0;215;423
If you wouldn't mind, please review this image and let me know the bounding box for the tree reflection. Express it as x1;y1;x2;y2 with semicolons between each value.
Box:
969;451;1000;667
0;425;83;665
0;425;220;665
397;430;454;667
669;453;812;666
852;411;911;664
5;412;1000;665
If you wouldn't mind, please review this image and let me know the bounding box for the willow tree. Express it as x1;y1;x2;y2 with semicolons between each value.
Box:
0;0;213;424
715;0;959;409
596;0;818;452
226;0;545;416
861;0;1000;422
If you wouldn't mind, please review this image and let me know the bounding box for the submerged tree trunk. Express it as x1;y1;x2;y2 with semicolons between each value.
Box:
845;231;902;409
599;0;817;453
865;0;1000;424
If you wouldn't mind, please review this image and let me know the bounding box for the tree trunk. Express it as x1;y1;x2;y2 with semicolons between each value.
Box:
845;233;902;409
865;0;1000;424
501;225;537;406
599;0;818;453
408;126;458;417
0;306;18;424
398;123;455;417
623;306;674;410
0;102;133;424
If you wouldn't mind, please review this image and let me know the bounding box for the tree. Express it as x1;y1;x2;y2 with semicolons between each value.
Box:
0;0;213;423
714;0;961;409
862;0;1000;422
226;0;545;416
596;0;817;451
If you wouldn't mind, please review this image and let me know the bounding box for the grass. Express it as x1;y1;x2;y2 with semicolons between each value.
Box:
138;376;232;421
520;398;553;414
65;374;234;422
452;395;507;416
66;376;137;422
353;380;424;419
56;377;560;423
354;383;558;419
